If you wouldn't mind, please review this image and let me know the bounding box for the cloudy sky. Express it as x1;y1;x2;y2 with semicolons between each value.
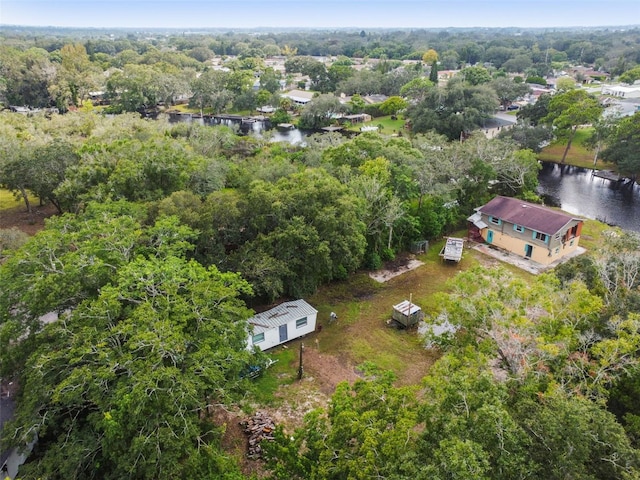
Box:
1;0;639;29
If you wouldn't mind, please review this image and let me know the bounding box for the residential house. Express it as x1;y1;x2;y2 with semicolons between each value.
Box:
281;89;315;106
468;196;583;265
247;300;318;351
601;85;640;99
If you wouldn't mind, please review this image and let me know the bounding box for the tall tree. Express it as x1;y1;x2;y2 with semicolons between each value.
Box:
599;112;640;186
543;89;603;164
407;77;499;140
298;94;345;130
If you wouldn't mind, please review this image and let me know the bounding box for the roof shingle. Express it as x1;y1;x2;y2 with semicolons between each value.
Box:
478;196;579;235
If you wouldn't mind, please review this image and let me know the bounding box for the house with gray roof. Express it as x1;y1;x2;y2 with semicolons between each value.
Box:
468;196;584;265
247;300;318;351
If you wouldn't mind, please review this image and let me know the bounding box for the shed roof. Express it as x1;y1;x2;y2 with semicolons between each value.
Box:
248;300;317;334
393;300;421;316
477;196;579;235
467;212;488;229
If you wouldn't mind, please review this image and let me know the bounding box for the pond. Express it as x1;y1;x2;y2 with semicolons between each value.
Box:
537;162;640;233
167;112;308;145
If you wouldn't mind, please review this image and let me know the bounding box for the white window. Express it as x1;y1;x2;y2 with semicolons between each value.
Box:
513;224;524;233
296;317;308;328
252;332;265;344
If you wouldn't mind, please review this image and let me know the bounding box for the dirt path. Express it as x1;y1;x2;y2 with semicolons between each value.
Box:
369;258;424;282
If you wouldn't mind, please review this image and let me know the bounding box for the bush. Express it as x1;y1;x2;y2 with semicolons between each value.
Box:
0;227;30;256
380;247;395;261
333;264;348;280
364;251;382;270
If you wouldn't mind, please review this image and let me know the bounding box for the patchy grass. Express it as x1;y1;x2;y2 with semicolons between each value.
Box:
303;237;483;385
0;189;30;210
579;218;622;251
249;348;298;405
537;127;612;170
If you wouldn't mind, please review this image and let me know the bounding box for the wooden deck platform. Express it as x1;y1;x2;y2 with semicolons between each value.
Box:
439;237;465;262
592;170;622;182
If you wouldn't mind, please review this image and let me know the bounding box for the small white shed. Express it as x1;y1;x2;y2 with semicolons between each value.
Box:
247;300;318;351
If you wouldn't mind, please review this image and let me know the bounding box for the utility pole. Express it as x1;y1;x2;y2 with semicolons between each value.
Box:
297;342;304;380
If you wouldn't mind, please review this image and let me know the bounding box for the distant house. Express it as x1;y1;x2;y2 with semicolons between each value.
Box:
247;300;318;351
601;85;640;99
362;94;388;105
339;113;372;124
281;89;315;106
468;196;583;265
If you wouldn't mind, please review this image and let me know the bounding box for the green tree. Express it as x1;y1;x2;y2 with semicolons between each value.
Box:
517;93;551;126
56;137;206;211
543;89;603;163
5;254;253;479
461;65;492;85
497;122;553;153
50;43;99;110
270;108;291;125
189;69;236;114
429;61;439;84
28;139;80;213
555;76;577;91
347;93;366;113
619;66;640;85
379;95;408;116
400;77;434;102
0;46;54;107
599;112;640;186
489;77;531;110
298;94;345;130
265;368;421;480
407;77;499;140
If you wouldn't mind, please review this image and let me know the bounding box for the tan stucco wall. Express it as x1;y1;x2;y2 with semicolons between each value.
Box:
483;229;581;265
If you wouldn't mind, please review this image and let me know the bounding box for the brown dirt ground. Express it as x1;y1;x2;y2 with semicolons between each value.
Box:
0;203;58;235
214;345;363;477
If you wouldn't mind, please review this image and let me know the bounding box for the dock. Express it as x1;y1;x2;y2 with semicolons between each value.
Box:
592;170;622;182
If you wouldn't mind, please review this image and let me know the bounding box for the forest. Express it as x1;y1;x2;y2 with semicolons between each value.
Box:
1;25;640;479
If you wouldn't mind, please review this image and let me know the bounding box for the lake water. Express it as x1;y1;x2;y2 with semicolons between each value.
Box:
168;113;307;145
537;162;640;233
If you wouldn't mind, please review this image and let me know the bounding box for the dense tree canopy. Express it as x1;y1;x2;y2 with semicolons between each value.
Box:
0;201;260;479
407;77;499;140
1;24;640;477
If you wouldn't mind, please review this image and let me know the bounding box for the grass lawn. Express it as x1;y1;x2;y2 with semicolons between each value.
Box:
538;127;614;171
346;115;407;135
251;348;298;405
262;231;533;389
0;189;35;211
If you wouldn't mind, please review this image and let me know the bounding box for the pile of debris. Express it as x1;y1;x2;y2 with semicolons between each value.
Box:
241;411;276;459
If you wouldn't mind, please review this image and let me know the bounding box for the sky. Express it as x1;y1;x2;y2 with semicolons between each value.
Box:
1;0;639;30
